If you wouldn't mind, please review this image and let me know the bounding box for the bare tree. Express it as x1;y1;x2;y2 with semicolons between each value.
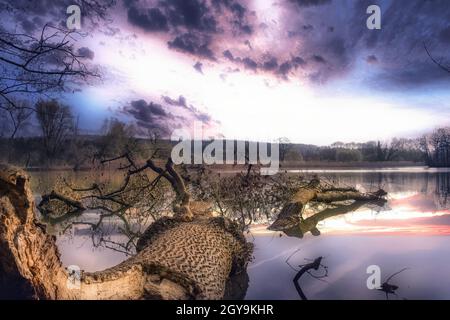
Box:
0;0;116;131
0;24;99;108
375;139;405;161
38;154;171;253
97;118;138;159
35;99;74;162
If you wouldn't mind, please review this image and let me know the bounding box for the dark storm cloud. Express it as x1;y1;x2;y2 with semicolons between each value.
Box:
278;61;293;76
211;0;253;34
127;7;168;31
0;0;61;34
280;0;450;87
163;95;188;108
223;50;235;61
222;49;307;77
6;0;450;89
193;61;204;73
242;57;257;70
262;57;278;71
77;47;95;60
1;0;115;33
125;0;252;34
168;33;215;60
222;49;253;67
162;95;213;123
124;96;216;137
292;56;306;66
124;0;253;59
278;56;306;77
366;55;378;64
0;0;58;16
123;99;174;136
311;55;326;64
126;100;169;120
127;1;223;54
164;0;217;32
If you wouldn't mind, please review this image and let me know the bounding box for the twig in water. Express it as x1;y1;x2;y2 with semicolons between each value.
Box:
378;267;409;300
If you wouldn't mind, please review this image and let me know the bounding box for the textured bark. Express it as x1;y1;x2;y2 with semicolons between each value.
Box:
267;179;321;231
0;165;252;300
280;200;377;238
268;179;387;233
314;189;387;203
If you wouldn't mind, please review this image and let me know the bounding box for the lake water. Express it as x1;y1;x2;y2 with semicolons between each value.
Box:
33;167;450;300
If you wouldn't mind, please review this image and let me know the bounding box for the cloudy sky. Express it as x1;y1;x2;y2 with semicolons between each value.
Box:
2;0;450;144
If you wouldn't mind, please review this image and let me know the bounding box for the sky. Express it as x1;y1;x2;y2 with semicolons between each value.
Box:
2;0;450;145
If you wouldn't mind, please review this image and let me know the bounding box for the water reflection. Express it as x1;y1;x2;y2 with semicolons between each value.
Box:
246;234;450;299
32;169;450;299
271;200;386;238
245;170;450;299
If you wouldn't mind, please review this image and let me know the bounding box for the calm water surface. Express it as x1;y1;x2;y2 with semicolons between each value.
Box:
33;168;450;299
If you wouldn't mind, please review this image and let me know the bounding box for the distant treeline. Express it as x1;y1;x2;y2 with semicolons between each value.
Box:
1;99;449;169
0;135;427;169
0;133;428;169
279;139;425;163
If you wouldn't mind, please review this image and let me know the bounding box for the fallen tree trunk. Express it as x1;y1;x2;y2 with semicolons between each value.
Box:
314;189;387;203
267;179;321;232
38;191;86;216
279;200;381;238
268;179;387;233
0;165;252;300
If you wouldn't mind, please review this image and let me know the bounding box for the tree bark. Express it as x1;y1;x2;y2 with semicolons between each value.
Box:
0;165;252;300
267;179;321;231
280;200;381;238
268;179;387;233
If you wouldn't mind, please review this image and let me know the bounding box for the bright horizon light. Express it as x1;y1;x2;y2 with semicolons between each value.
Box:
77;23;449;145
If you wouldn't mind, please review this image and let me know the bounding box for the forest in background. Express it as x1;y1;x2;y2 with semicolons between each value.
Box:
1;99;449;169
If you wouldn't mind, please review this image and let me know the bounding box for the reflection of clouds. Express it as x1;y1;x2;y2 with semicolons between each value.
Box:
56;234;129;272
317;191;450;235
251;190;450;236
388;191;419;200
389;193;438;212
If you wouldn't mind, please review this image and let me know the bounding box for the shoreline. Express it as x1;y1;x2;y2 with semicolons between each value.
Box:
12;160;450;174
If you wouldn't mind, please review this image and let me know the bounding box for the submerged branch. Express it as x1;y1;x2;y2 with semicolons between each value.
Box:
292;257;325;300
